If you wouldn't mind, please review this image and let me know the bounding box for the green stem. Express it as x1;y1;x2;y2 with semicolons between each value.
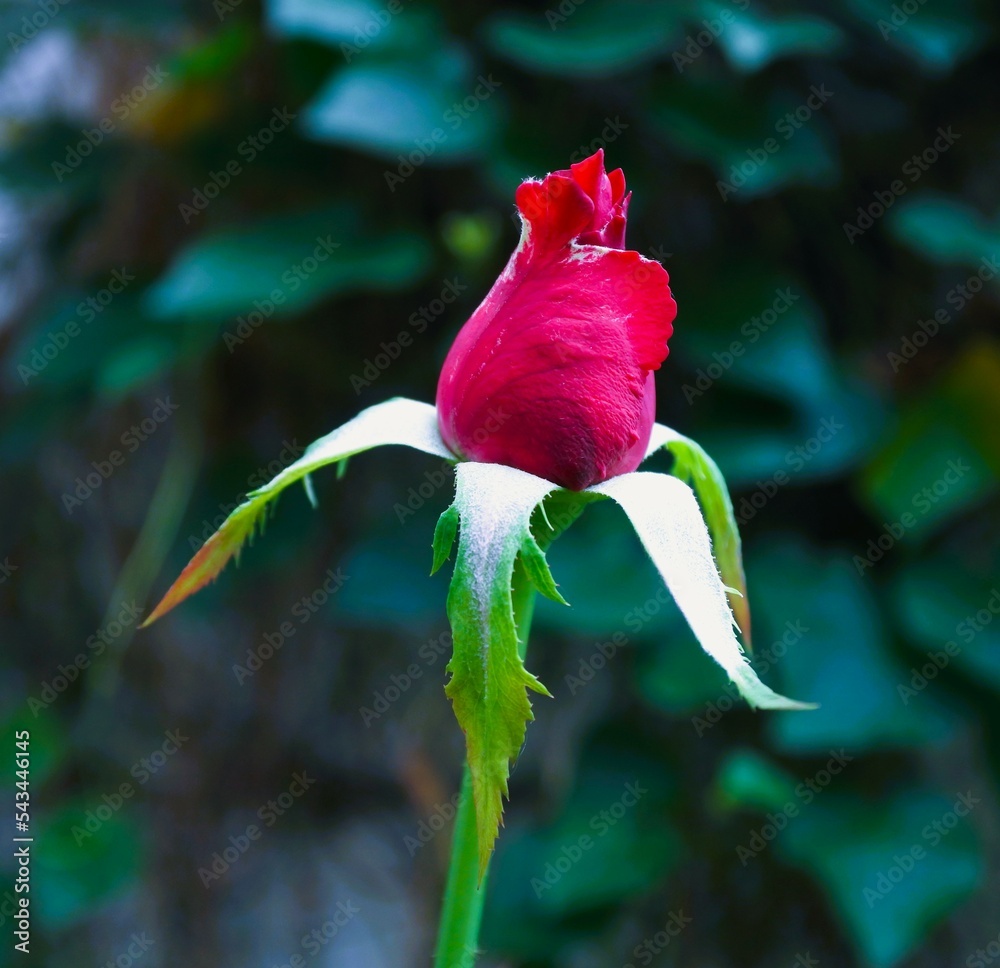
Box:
433;560;537;968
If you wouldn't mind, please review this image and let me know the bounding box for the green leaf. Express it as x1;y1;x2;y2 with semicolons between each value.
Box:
442;462;560;876
654;84;839;199
301;49;500;161
145;207;431;321
431;503;460;574
779;791;982;968
859;342;1000;542
484;0;681;78
711;748;798;814
646;423;751;645
590;471;813;710
750;538;958;752
702;2;845;73
143;398;451;625
890;195;1000;266
890;553;1000;693
266;0;394;46
846;0;984;74
518;531;569;605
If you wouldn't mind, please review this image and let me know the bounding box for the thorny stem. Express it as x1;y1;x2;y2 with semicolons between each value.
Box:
433;559;537;968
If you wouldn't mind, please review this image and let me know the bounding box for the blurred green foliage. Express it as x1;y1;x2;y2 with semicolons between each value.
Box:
1;0;998;966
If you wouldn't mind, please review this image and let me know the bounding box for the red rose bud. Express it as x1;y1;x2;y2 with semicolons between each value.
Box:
436;150;676;490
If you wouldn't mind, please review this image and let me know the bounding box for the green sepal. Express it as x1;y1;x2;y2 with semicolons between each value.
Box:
439;461;561;878
646;424;752;648
431;503;460;575
144;398;452;626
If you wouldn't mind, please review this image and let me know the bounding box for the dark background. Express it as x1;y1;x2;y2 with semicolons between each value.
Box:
1;0;999;965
